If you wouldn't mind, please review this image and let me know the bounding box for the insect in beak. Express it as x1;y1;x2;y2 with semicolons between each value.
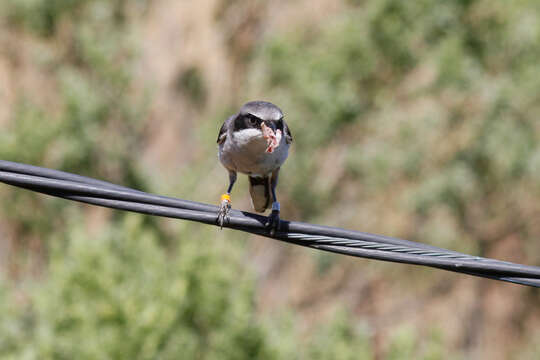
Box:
261;121;282;153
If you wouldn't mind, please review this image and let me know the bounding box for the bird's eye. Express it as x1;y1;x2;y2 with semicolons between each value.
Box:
248;116;258;125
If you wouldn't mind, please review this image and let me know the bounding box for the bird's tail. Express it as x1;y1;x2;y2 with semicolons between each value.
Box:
248;176;271;213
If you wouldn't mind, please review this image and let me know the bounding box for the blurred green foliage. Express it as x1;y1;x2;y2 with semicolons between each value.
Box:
3;0;146;36
0;0;539;358
258;0;540;258
0;209;378;359
0;215;278;359
5;0;91;36
175;66;208;108
0;0;149;244
0;214;444;359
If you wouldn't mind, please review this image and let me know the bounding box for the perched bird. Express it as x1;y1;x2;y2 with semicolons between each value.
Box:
217;101;293;232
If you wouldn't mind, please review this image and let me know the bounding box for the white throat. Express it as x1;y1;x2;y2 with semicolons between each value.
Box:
232;128;264;147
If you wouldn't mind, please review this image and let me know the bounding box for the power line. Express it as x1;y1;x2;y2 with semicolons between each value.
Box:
0;160;539;287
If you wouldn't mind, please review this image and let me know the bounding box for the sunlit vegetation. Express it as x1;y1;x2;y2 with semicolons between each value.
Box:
0;0;538;358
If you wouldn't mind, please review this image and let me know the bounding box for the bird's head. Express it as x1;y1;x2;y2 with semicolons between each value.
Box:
234;101;284;153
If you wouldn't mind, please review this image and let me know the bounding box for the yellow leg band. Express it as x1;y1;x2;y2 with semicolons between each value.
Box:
221;193;231;202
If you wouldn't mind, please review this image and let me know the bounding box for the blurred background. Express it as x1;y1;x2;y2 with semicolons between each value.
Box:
0;0;539;358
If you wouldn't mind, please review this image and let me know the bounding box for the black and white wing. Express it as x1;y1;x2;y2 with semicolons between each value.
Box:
217;121;227;144
283;121;293;144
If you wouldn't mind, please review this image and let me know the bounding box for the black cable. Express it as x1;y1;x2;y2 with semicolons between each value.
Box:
0;160;539;287
0;161;462;252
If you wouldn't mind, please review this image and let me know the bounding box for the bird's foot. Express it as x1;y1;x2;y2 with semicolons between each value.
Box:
217;194;231;229
265;202;281;236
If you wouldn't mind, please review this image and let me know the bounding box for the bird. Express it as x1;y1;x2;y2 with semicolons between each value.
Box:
216;100;293;233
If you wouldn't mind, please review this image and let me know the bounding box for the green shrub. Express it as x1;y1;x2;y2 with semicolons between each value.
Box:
0;215;278;359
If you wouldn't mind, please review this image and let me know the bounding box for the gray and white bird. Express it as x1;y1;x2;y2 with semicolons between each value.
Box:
217;101;293;232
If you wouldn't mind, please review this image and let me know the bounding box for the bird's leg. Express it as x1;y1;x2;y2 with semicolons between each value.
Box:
265;168;281;235
217;171;236;228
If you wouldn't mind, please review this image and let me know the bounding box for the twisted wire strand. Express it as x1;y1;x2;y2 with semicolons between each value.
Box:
0;160;539;287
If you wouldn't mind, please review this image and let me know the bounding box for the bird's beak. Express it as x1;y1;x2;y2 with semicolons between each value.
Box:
262;120;276;133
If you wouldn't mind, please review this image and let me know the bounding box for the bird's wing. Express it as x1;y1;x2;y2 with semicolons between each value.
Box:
284;122;293;144
217;121;227;144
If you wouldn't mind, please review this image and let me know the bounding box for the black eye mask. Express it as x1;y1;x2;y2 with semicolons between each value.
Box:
245;114;262;128
234;114;261;131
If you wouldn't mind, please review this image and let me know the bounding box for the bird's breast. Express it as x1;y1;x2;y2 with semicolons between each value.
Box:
219;129;289;176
